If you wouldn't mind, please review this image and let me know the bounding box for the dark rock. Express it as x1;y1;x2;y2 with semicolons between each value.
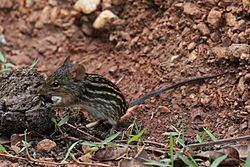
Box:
0;68;54;136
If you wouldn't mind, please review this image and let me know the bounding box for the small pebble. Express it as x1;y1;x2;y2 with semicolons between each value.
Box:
196;22;210;35
156;106;171;113
37;139;56;152
183;2;202;18
225;13;237;27
74;0;100;14
93;10;118;29
207;8;222;27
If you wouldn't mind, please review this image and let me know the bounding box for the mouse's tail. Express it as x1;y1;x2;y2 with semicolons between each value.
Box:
129;72;228;108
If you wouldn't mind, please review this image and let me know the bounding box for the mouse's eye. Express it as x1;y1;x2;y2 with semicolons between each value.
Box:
52;81;60;88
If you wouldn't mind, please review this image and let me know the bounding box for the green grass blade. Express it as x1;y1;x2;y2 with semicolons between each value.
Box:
210;154;227;167
80;141;100;147
62;140;81;162
144;159;171;167
102;132;121;145
180;120;185;141
176;138;186;148
0;68;12;72
244;153;250;167
58;116;69;127
178;153;197;167
188;153;199;167
162;132;179;136
203;128;217;141
19;146;26;153
51;117;58;126
169;134;174;166
30;58;39;68
4;62;15;68
0;144;6;153
127;129;145;144
80;132;120;148
196;134;204;143
0;51;5;62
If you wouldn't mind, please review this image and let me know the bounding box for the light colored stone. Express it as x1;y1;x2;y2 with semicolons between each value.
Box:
174;3;183;8
35;6;52;28
245;73;250;81
245;105;250;113
188;50;198;62
183;2;202;18
240;121;248;131
74;0;100;14
200;95;211;105
207;8;222;27
229;44;250;61
243;0;250;14
212;47;230;59
0;26;4;33
0;0;13;9
237;77;245;93
93;10;118;29
233;19;245;30
212;44;250;61
49;0;57;6
60;9;70;17
0;33;6;44
227;125;238;135
187;42;196;50
196;22;210;35
50;7;60;23
41;6;52;22
25;0;33;8
225;13;237;27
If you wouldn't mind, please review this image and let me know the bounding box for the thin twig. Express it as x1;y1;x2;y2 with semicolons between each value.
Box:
55;133;166;154
114;140;167;154
53;133;80;142
141;146;166;154
65;135;80;141
115;76;124;85
143;140;166;147
111;143;167;154
0;153;69;165
71;154;110;167
187;135;250;149
66;122;102;142
116;139;166;148
135;146;145;158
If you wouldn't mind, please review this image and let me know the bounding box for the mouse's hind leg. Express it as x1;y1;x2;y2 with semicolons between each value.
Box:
107;118;118;134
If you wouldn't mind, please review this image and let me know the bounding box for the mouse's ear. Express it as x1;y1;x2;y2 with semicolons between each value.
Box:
69;64;86;80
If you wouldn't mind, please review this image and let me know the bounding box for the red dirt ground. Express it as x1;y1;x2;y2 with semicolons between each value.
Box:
0;0;249;165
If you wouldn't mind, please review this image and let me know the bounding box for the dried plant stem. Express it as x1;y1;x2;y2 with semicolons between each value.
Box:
188;135;250;149
66;122;102;142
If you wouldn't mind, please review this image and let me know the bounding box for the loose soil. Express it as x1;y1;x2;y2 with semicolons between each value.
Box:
0;0;249;166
